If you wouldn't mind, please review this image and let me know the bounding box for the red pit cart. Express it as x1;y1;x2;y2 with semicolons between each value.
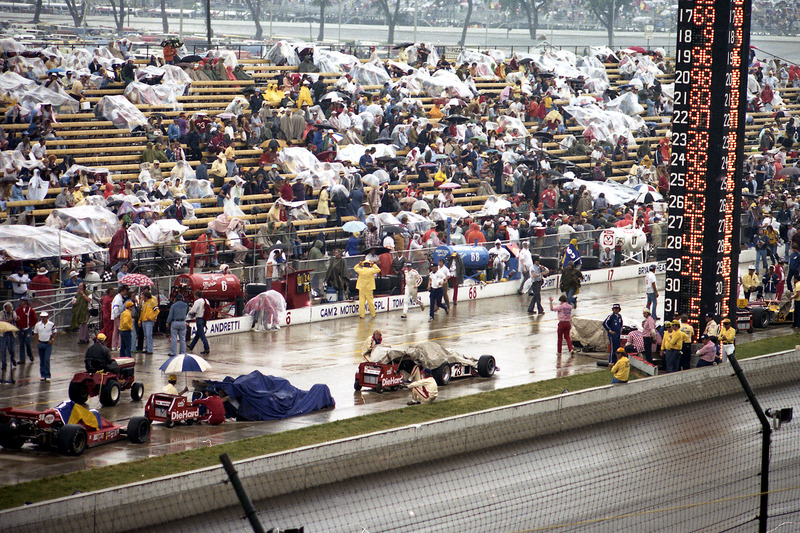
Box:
144;393;202;427
69;357;145;407
354;361;408;393
0;406;150;456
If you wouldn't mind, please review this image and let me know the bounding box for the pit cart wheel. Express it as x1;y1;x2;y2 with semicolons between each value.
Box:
374;381;383;394
164;416;175;428
354;379;362;391
432;363;451;386
0;423;25;450
477;355;497;378
126;417;151;444
131;382;144;402
751;307;769;329
68;381;90;404
99;379;121;407
57;424;87;456
185;419;194;426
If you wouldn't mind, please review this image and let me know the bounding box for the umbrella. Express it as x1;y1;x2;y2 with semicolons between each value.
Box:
119;273;154;287
393;42;414;50
320;92;344;102
635;190;663;204
361;174;379;187
778;167;800;177
330;184;349;202
159;353;211;373
625;45;648;54
543;169;563;178
363;246;390;256
381;225;407;235
444;114;471;124
412;200;430;213
46;68;65;74
438;182;461;189
0;322;19;334
216;112;236;120
180;54;203;63
342;220;367;233
159;353;211;388
533;131;554;142
632;184;658;193
374;136;394;144
0;175;17;184
551;176;574;184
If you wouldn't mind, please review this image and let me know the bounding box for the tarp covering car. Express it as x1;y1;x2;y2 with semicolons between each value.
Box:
368;341;479;369
0;225;105;261
205;371;335;421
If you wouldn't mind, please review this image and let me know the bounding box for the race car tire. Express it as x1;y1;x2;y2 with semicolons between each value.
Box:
353;379;362;391
131;382;145;402
68;381;90;404
432;363;451;386
374;381;383;394
99;379;121;407
127;417;151;444
751;307;770;328
0;423;25;450
477;355;497;377
57;424;87;456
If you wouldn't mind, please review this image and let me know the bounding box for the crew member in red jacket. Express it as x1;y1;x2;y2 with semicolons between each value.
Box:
193;389;226;425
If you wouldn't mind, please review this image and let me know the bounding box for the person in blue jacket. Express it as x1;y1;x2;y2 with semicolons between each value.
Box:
603;303;624;364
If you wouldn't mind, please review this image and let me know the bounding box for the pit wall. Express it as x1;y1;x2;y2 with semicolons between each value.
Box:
2;345;795;533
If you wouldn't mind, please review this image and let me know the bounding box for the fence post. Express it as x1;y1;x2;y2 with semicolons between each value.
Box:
727;353;771;533
219;453;266;533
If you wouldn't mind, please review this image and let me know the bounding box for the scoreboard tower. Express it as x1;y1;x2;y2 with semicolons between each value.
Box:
664;0;751;324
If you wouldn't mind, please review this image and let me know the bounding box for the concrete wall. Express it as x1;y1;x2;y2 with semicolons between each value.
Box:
2;347;796;533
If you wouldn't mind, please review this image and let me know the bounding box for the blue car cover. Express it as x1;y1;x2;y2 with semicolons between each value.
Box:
207;371;335;421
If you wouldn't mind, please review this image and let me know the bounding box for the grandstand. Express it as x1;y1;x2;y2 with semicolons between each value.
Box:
0;42;794;273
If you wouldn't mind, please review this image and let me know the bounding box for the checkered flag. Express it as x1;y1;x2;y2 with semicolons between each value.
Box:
101;271;115;282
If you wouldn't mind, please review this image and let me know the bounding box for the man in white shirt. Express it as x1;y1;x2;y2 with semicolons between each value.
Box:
31;139;47;160
517;241;534;294
644;264;659;320
110;286;129;351
428;263;449;322
187;291;211;355
33;311;56;381
490;240;511;281
8;268;30;299
401;262;424;318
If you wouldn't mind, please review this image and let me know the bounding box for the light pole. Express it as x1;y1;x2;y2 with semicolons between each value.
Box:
414;0;418;43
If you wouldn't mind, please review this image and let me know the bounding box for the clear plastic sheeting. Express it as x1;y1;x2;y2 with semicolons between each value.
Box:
564;104;645;144
313;48;359;74
0;71;38;94
564;178;640;206
336;144;396;165
619;54;664;88
456;49;497;78
265;41;300;66
0;38;26;54
45;206;122;244
0;150;41;174
420;70;475;99
128;219;189;249
588;46;619;62
61;164;110;182
7;56;47;81
225;96;249;115
124;81;182;111
0;225;104;261
429;206;471;222
396;211;434;233
351;61;391;86
472;196;513;217
277;146;321;174
170;160;196;182
95;95;148;129
404;44;439;69
298;162;346;189
496;115;530;137
184;178;214;199
605;92;645;116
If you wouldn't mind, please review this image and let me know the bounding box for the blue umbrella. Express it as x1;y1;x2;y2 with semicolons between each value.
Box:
159;353;212;374
342;220;367;234
46;68;65;74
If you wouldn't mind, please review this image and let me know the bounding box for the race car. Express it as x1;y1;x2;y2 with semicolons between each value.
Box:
738;297;792;330
144;393;202;427
0;401;150;456
69;357;145;407
355;341;497;393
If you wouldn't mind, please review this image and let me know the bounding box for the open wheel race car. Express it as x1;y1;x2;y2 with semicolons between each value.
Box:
355;341;497;393
69;357;145;407
0;402;150;456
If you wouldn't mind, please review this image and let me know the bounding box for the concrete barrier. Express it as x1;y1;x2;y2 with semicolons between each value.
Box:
2;347;797;533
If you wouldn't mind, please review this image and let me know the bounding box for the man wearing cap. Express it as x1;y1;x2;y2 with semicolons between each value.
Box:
609;348;630;384
644;264;659;320
354;260;381;319
602;304;624;364
401;262;424;319
32;311;56;382
427;262;450;321
404;366;438;405
719;318;736;362
641;307;656;363
163;374;188;396
15;297;37;364
167;293;189;356
63;270;81;295
742;265;762;301
662;320;690;373
119;300;134;359
527;255;549;314
84;333;119;375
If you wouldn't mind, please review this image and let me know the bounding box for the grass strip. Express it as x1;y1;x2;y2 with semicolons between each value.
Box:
1;331;797;510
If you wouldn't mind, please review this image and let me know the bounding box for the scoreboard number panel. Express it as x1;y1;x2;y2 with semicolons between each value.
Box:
665;0;750;325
